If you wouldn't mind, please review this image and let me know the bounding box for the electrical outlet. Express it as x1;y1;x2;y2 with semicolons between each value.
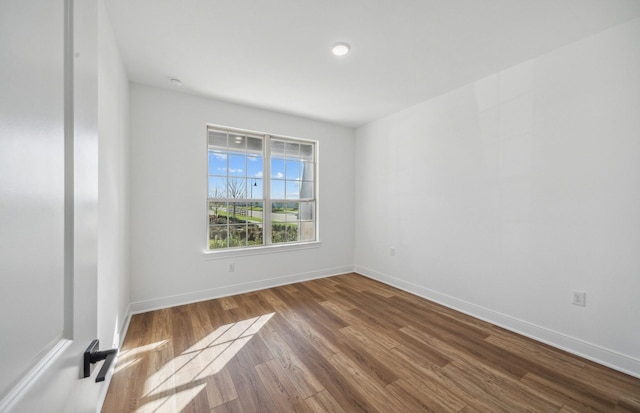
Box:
229;263;235;272
572;290;586;307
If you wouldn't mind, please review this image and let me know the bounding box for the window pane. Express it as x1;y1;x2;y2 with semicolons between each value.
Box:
247;136;262;153
301;161;314;181
285;160;303;180
209;225;228;249
228;224;247;247
285;181;300;200
247;224;263;246
227;178;246;199
271;158;284;179
298;201;314;221
247;155;263;178
300;143;313;161
285;142;300;157
271;202;284;219
229;202;248;222
245;202;263;223
216;202;230;222
299;221;315;242
208;176;227;198
271;179;285;199
230;134;245;151
271;140;285;156
272;203;297;221
248;179;262;200
208;130;227;148
286;225;298;242
209;201;227;223
208;151;227;175
299;180;314;199
228;154;246;176
286;202;299;222
272;221;298;244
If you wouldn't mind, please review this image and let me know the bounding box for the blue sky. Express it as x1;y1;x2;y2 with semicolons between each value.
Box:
208;150;312;200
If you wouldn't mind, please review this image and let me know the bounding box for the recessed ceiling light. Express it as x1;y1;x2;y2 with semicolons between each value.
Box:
169;77;182;87
332;42;351;56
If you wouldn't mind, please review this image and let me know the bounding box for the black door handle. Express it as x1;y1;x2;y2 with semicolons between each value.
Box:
83;339;118;382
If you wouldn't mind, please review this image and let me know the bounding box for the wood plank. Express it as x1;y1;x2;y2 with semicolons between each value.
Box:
218;296;239;310
304;390;346;413
224;358;278;413
138;309;178;413
258;324;324;398
387;377;466;413
277;308;341;358
520;372;617;412
278;330;380;412
101;312;153;413
326;352;400;412
400;324;531;379
255;359;309;412
102;273;640;413
210;398;244;413
333;327;401;387
390;345;505;413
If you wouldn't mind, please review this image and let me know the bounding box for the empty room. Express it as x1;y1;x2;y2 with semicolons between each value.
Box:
1;0;640;412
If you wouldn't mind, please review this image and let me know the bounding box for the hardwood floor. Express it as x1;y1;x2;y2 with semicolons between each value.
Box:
102;273;640;412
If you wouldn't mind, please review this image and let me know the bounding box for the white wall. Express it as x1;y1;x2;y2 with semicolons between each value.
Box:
97;0;130;351
129;84;355;310
355;18;640;377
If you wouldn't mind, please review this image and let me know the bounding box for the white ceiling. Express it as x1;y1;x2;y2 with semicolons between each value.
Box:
104;0;640;127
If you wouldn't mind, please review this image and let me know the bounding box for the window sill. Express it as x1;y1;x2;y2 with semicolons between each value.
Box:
203;241;321;260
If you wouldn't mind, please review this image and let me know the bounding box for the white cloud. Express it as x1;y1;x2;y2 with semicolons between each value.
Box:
255;171;263;178
275;172;284;178
229;168;243;173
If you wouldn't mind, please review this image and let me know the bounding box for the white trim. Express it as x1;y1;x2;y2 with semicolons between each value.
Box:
203;240;321;260
129;265;354;314
0;339;72;413
118;303;132;349
355;265;640;379
95;304;132;413
207;123;317;145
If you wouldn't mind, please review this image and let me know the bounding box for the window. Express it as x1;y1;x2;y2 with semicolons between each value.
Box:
207;126;316;250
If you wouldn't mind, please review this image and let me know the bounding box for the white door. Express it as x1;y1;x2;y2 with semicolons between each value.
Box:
0;0;104;412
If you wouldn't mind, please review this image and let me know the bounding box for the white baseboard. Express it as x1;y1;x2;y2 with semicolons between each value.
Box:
355;265;640;379
118;303;132;347
129;265;355;315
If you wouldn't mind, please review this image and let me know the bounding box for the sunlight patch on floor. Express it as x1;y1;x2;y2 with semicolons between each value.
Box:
115;340;169;374
142;382;207;413
135;313;275;412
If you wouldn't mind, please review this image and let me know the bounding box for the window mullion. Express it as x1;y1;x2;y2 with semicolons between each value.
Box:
225;132;230;248
264;135;272;245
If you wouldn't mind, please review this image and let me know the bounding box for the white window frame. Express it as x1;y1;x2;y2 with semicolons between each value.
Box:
205;124;319;256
